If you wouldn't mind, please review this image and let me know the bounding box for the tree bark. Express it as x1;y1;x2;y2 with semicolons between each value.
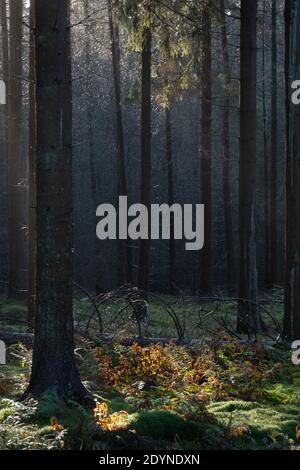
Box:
27;0;36;331
83;0;100;294
220;0;235;287
283;0;300;340
237;0;258;334
270;0;278;285
262;0;271;287
25;0;90;403
8;0;27;299
138;25;152;291
165;105;175;294
0;1;9;291
200;1;213;294
108;0;131;285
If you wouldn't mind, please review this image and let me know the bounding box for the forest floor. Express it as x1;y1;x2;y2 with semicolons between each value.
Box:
0;293;300;450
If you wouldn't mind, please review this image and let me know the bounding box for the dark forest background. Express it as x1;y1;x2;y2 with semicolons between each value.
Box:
0;0;286;295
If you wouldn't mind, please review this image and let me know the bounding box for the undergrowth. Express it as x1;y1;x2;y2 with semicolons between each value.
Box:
0;328;299;450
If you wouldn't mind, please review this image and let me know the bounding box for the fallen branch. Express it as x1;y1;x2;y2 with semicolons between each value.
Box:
0;329;187;349
0;331;34;347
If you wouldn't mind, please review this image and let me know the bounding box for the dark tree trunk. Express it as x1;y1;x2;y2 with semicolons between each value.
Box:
165;105;175;294
283;0;300;341
237;0;258;334
270;0;278;285
220;0;235;287
25;0;90;403
138;25;152;291
83;0;100;294
0;0;9;142
0;1;9;290
200;2;213;294
8;0;27;299
262;0;271;287
27;0;36;331
108;0;131;285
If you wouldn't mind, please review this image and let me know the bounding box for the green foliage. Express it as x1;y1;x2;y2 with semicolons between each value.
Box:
0;296;299;450
0;407;14;423
132;410;198;441
0;337;299;450
208;397;300;450
34;392;98;449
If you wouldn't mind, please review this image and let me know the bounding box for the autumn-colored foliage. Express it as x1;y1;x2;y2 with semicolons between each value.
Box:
93;401;130;432
92;339;291;403
50;416;64;432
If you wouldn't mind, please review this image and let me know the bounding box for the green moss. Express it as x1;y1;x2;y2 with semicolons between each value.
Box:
107;397;137;414
131;410;198;441
264;383;300;405
1;294;300;450
35;392;90;429
208;396;300;449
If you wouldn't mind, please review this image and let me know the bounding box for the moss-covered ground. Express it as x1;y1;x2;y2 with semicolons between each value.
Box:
0;293;299;450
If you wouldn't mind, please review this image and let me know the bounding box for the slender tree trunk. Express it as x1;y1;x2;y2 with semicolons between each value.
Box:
25;0;90;402
108;0;131;284
162;30;176;295
0;0;9;142
220;0;235;287
200;1;213;294
83;0;100;294
270;0;278;284
138;25;152;291
165;105;175;294
27;0;36;331
0;1;9;291
262;0;271;287
8;0;27;299
283;0;300;341
237;0;258;334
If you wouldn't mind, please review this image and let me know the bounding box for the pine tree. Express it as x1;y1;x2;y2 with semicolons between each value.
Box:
25;0;90;402
237;0;258;334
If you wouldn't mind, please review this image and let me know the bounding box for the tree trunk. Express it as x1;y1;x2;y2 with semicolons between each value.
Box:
83;0;100;294
25;0;90;403
262;0;271;287
0;1;9;291
237;0;258;334
8;0;27;299
270;0;278;285
283;0;300;341
138;25;152;291
27;0;36;331
200;2;213;294
108;0;131;285
165;105;175;294
220;0;235;287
